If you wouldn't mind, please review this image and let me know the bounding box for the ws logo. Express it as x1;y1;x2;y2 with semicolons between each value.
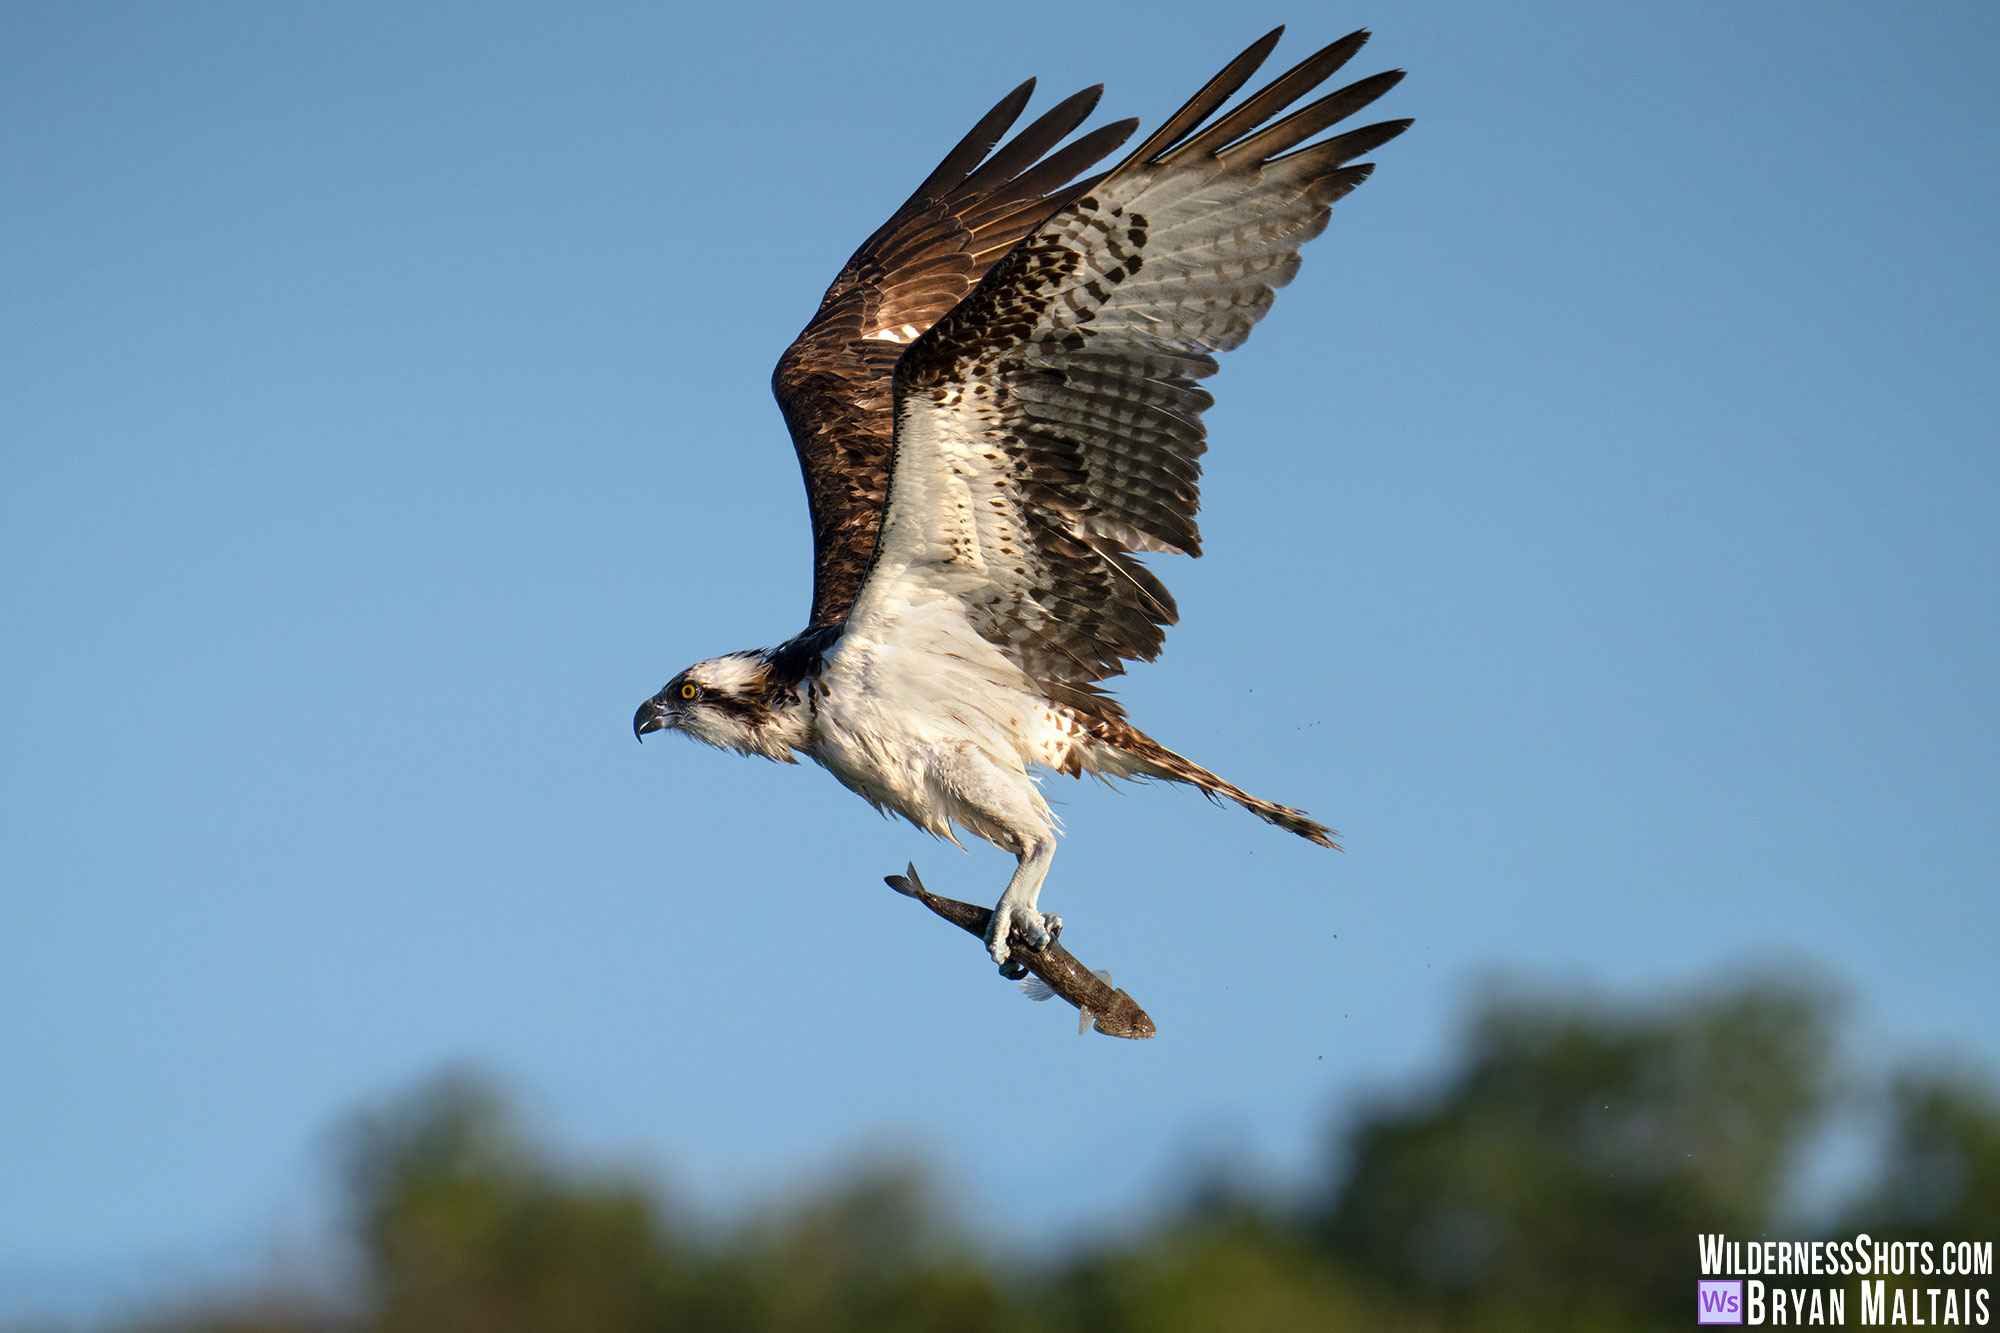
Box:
1698;1279;1744;1324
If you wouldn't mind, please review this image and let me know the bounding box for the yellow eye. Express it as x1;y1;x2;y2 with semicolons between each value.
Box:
680;682;698;700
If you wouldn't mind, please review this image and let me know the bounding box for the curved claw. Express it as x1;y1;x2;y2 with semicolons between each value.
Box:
999;959;1030;980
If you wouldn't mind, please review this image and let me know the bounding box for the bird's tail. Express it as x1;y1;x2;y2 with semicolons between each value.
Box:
1086;715;1339;850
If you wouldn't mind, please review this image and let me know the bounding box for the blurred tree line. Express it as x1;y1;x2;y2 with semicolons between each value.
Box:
105;976;1997;1333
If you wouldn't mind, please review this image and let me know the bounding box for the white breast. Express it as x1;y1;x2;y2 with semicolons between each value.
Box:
808;583;1076;845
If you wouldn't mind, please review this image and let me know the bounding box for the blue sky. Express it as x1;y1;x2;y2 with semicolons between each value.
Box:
3;1;1996;1321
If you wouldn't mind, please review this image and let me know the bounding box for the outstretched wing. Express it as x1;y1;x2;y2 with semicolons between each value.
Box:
773;86;1137;629
850;28;1408;690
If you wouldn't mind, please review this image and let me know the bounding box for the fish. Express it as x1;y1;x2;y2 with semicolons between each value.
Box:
1019;971;1118;1036
885;863;1157;1040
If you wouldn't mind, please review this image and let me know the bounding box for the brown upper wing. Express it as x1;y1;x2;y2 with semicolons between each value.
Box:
772;84;1136;628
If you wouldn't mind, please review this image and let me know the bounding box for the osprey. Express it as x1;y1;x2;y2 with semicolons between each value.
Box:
636;28;1407;973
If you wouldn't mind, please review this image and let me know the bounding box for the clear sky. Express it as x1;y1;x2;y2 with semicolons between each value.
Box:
3;1;1996;1321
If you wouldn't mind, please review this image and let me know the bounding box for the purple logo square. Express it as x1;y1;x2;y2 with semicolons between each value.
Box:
1697;1279;1743;1324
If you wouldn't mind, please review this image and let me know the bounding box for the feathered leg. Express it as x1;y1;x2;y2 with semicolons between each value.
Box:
936;746;1060;969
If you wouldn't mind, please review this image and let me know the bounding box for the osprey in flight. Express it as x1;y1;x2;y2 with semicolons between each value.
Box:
636;28;1407;973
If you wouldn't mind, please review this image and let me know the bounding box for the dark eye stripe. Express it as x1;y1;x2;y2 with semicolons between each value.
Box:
711;694;772;726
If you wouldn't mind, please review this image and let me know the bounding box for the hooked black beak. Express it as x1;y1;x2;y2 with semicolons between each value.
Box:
633;695;671;741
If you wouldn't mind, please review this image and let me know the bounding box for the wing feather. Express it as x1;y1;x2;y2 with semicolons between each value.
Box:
1171;30;1373;160
851;30;1408;691
1111;27;1286;169
771;86;1137;628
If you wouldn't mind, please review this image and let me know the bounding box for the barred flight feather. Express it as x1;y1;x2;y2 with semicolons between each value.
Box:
854;29;1408;689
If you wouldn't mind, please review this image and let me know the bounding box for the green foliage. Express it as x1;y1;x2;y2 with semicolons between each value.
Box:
1839;1065;2000;1242
1314;976;1837;1328
120;977;1999;1333
342;1075;688;1333
1043;1213;1395;1333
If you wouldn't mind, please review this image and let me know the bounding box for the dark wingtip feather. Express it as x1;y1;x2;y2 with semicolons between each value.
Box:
959;82;1111;198
1114;26;1287;170
960;116;1139;233
903;78;1038;204
1171;28;1374;162
1275;117;1414;172
1220;68;1408;166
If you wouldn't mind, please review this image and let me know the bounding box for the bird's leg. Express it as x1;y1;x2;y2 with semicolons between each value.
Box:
933;744;1060;972
986;833;1055;968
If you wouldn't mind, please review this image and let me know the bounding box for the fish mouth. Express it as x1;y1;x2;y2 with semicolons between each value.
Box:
633;695;673;741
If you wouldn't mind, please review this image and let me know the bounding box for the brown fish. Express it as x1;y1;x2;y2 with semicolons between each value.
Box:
886;864;1157;1040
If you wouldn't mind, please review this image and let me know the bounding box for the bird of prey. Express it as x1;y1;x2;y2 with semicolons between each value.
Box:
635;28;1408;973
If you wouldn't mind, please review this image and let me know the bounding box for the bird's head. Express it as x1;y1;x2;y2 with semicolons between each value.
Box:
633;652;800;761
